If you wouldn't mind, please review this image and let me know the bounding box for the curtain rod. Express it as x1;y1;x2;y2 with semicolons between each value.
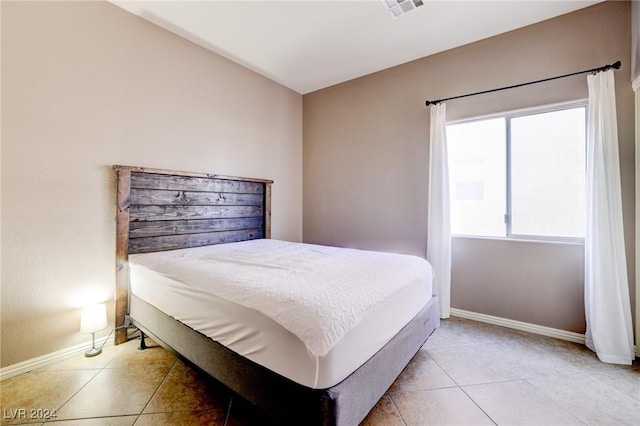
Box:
424;60;621;107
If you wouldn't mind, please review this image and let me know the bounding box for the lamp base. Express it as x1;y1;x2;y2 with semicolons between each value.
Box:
84;347;102;357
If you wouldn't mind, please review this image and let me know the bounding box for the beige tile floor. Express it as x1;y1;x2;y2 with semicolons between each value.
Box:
1;317;639;425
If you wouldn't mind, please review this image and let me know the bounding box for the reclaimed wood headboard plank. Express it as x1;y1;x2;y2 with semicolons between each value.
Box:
129;217;264;238
129;205;264;222
113;165;273;344
130;173;265;193
130;189;264;206
129;229;263;253
115;168;131;345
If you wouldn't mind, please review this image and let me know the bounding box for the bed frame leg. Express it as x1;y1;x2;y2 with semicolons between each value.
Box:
138;331;148;351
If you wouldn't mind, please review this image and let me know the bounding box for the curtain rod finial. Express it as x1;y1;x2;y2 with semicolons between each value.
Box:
612;60;621;70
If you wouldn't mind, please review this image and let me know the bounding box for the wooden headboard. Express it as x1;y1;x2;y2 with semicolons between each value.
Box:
113;165;273;344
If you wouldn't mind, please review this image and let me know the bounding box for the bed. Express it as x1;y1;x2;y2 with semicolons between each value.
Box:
114;165;440;425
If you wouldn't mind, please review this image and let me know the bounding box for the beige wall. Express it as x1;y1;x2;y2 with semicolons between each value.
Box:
633;0;639;82
1;1;302;367
303;1;634;334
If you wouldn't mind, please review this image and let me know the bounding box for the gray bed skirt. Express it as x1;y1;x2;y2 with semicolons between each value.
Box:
130;294;440;425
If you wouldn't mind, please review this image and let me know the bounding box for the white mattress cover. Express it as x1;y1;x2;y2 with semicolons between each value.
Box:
129;239;433;388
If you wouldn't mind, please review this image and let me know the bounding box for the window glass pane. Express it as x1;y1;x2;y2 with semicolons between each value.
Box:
510;107;585;238
447;118;506;237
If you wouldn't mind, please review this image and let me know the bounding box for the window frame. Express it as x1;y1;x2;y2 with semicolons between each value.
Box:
446;100;588;243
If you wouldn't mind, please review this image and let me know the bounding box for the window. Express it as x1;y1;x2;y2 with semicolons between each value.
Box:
446;104;586;241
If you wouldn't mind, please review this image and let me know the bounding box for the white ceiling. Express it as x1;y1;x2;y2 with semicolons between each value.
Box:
112;0;603;94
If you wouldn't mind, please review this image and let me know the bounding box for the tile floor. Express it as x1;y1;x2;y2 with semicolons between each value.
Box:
1;317;639;425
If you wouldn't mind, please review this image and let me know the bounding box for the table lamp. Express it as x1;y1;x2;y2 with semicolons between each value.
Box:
80;303;108;357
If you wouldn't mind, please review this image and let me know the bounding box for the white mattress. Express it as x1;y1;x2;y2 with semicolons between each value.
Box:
129;239;433;388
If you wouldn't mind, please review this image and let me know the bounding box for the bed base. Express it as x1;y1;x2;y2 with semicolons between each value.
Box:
130;293;440;426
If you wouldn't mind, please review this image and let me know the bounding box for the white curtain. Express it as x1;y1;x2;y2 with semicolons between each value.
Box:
585;69;634;364
427;103;451;318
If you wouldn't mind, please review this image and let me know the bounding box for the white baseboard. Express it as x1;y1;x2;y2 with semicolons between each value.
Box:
450;308;638;358
0;336;112;381
3;309;637;381
449;308;586;344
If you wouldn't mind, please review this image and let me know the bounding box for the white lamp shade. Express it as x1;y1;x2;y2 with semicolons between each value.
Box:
80;304;108;333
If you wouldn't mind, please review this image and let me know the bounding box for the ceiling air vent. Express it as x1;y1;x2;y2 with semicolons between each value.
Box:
381;0;424;19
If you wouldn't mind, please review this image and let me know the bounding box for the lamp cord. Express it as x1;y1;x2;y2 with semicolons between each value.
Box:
97;324;129;351
97;328;115;351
